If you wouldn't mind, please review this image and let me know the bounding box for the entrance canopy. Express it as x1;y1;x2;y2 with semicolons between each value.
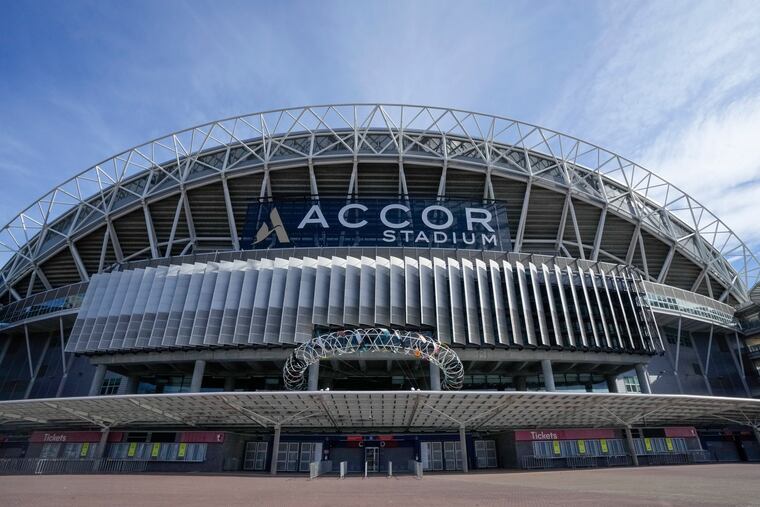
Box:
1;392;760;434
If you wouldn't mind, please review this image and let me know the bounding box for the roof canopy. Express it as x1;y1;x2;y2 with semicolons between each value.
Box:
0;105;756;303
1;391;759;433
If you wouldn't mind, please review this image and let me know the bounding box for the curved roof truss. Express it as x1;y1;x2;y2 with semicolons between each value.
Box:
0;104;756;302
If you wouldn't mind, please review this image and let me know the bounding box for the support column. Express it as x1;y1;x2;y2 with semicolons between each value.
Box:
125;375;139;395
224;376;235;392
753;427;760;447
88;364;107;397
270;424;281;475
95;427;110;459
624;426;639;467
308;362;320;391
634;363;651;394
605;375;618;393
459;424;469;473
541;359;556;392
514;376;527;391
429;362;441;391
190;360;206;393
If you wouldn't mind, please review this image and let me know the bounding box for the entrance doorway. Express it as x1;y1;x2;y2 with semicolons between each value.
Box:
365;446;379;473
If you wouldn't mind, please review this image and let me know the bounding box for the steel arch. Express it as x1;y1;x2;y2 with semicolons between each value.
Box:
283;328;465;391
1;104;757;302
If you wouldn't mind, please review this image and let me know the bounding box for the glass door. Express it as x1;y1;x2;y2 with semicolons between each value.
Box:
365;446;379;473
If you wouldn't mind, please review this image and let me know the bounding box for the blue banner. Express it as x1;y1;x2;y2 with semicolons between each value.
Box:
241;198;511;251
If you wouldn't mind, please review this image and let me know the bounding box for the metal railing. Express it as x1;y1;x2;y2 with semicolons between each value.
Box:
522;451;711;470
0;458;148;475
0;282;87;330
687;450;716;463
408;460;423;479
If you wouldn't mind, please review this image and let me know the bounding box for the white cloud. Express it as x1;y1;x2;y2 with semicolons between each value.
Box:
546;0;760;251
641;94;760;243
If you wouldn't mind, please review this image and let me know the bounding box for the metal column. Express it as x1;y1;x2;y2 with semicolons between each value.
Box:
95;427;110;459
514;376;527;391
541;359;556;392
270;424;281;475
88;364;107;397
308;362;320;391
429;362;441;391
459;424;469;473
634;363;651;394
605;375;619;393
190;359;206;393
624;426;639;467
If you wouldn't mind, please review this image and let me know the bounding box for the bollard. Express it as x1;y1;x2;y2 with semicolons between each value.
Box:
388;461;392;478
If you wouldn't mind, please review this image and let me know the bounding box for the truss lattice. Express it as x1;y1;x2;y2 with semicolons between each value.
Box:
283;328;464;391
1;104;757;302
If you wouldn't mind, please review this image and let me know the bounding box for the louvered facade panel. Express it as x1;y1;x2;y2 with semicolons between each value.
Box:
461;259;481;345
404;257;421;327
203;266;232;346
374;257;391;327
389;257;405;327
176;265;207;348
279;258;303;344
190;264;218;346
122;267;157;350
419;257;435;327
327;257;346;326
447;258;467;346
233;262;259;345
250;259;274;344
358;257;376;326
502;262;523;347
343;257;361;327
294;258;317;343
433;257;452;344
515;263;536;347
489;260;510;346
475;259;496;347
311;258;330;326
64;252;660;358
263;259;288;344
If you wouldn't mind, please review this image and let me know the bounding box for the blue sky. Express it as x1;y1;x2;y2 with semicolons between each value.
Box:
1;0;760;246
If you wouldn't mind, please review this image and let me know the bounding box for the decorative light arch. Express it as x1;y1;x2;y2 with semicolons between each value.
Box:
283;328;465;391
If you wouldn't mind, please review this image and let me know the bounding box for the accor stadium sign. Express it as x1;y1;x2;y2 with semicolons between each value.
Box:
241;198;511;251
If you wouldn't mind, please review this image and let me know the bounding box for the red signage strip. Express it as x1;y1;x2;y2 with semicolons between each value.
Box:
30;431;124;443
515;429;617;441
664;427;698;438
178;431;225;443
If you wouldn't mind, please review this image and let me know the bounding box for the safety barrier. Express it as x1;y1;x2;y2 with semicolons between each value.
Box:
643;453;689;466
687;450;715;463
408;460;423;479
339;461;347;479
308;460;332;480
566;456;597;468
603;455;632;467
0;459;148;475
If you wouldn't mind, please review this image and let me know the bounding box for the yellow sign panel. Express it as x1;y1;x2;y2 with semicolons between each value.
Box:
178;443;187;458
577;440;586;454
644;438;652;452
151;443;161;458
127;442;137;457
600;439;608;453
665;438;674;451
80;442;90;457
552;440;561;455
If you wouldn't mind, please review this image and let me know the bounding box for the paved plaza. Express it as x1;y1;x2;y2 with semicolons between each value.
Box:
0;464;758;506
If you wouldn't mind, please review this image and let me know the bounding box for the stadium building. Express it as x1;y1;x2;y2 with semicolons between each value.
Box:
0;104;759;475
